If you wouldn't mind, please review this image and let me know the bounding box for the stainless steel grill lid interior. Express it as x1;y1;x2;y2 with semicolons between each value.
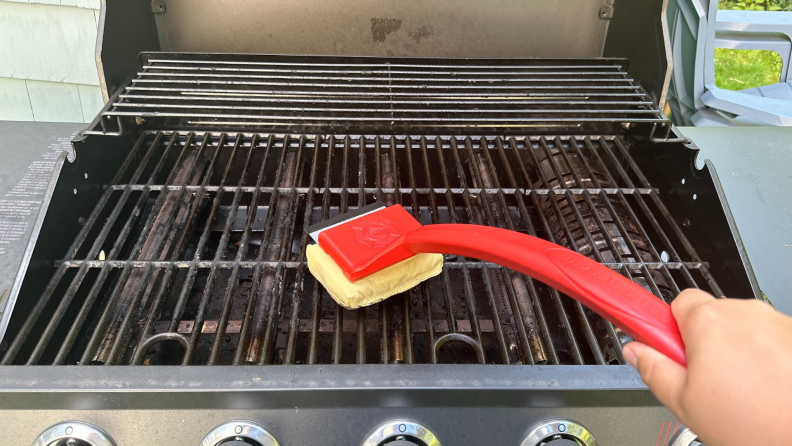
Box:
96;0;671;108
0;0;760;367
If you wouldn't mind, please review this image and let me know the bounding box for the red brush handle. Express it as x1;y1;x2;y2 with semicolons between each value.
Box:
388;224;686;365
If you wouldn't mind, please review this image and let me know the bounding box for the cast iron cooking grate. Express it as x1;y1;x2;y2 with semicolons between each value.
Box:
1;132;722;366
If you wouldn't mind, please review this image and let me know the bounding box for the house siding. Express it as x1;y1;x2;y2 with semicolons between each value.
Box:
0;0;104;123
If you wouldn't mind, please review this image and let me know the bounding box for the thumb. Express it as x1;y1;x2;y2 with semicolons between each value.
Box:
623;341;687;414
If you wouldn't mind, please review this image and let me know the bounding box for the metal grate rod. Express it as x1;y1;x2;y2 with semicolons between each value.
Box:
446;138;492;363
377;136;406;364
79;132;203;365
431;136;485;362
131;134;240;364
62;259;705;270
130;133;237;364
106;111;665;124
120;94;656;106
493;138;561;364
356;138;369;364
126;85;650;98
461;143;519;364
418;137;443;363
138;71;638;83
131;78;642;89
144;67;628;77
106;134;227;364
246;135;303;364
283;136;322;365
505;137;585;364
231;135;276;365
204;135;266;365
94;133;211;364
144;57;629;70
526;138;607;364
470;138;551;364
144;65;629;75
112;102;664;115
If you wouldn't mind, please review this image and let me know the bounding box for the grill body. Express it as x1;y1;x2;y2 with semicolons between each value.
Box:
0;2;762;443
1;55;759;369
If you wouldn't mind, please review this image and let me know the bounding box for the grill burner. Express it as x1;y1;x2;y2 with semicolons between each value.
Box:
2;132;723;366
535;145;676;302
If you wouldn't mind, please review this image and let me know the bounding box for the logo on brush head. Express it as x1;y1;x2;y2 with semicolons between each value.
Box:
352;217;401;248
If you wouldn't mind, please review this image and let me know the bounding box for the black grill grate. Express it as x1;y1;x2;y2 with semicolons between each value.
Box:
89;54;666;134
2;132;722;366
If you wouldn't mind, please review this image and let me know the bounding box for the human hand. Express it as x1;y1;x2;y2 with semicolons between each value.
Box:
622;289;792;446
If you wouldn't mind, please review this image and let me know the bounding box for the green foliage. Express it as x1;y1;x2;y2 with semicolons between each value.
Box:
714;48;783;90
715;0;787;90
719;0;792;11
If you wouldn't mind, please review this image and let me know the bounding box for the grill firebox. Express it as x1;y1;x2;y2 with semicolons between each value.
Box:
1;132;723;366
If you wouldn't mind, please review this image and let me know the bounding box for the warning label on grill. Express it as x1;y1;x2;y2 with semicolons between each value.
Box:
0;132;75;329
0;136;74;256
0;206;35;254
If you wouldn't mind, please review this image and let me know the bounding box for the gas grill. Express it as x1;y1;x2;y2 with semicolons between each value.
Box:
0;1;761;445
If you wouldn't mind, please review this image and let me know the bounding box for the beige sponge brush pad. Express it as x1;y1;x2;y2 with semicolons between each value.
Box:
306;244;444;310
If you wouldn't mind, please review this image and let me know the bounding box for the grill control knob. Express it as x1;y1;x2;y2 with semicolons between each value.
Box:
362;420;441;446
32;422;115;446
520;419;596;446
200;421;280;446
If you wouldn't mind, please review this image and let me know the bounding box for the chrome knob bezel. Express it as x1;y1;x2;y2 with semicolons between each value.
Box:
520;418;596;446
32;421;115;446
200;420;280;446
362;419;441;446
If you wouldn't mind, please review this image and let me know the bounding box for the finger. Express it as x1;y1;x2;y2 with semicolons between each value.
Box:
623;342;687;414
671;288;715;330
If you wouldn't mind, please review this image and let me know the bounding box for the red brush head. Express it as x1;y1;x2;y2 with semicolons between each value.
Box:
317;205;422;281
